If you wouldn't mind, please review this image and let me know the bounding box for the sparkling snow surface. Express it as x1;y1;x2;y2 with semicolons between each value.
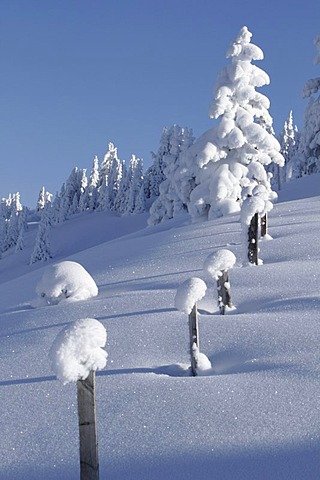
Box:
0;175;320;479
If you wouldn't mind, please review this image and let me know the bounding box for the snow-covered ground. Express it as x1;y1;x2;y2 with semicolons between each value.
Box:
0;175;319;479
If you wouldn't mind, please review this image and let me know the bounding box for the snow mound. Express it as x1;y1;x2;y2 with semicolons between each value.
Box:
36;261;98;305
50;318;107;384
174;277;207;314
193;345;213;374
204;249;236;280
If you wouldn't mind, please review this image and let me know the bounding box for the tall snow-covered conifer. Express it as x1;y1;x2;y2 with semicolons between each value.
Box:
179;26;283;221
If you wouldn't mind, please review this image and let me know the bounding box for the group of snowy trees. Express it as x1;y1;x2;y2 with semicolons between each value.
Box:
1;26;320;264
299;34;320;175
272;33;320;185
49;143;146;224
149;26;284;225
30;144;150;263
149;27;320;225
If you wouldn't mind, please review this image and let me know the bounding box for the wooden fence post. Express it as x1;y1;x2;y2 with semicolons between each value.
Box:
261;212;268;237
217;270;232;315
189;303;199;377
248;212;259;265
77;370;99;480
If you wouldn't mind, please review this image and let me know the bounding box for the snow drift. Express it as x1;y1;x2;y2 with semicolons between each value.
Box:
35;261;98;305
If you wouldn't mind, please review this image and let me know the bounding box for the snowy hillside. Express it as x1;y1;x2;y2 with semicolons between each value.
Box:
0;175;320;479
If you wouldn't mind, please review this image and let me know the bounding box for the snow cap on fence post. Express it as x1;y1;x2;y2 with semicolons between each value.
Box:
203;249;236;281
174;277;207;314
50;318;107;384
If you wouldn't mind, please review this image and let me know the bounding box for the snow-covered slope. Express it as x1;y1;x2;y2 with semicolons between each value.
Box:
0;176;319;479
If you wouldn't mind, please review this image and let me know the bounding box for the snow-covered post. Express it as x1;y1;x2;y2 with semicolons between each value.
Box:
261;212;268;238
204;249;236;314
241;188;273;265
77;371;99;480
174;278;207;376
189;303;199;375
248;212;259;265
50;318;107;480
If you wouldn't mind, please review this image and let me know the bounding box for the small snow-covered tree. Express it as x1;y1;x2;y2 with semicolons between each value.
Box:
144;127;176;200
176;27;283;222
36;187;53;213
30;201;52;264
99;142;118;185
97;143;122;211
299;34;320;175
7;192;23;249
0;214;5;259
278;111;299;183
148;125;194;225
78;170;89;212
96;175;109;212
108;154;123;210
125;156;145;215
113;160;130;214
144;151;164;199
270;111;299;188
80;156;100;211
58;167;87;221
0;196;11;252
15;206;28;252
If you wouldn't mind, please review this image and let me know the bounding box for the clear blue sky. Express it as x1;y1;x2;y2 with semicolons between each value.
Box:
1;0;319;207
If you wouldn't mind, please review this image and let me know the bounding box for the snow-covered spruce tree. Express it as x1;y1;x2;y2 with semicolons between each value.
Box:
144;151;165;200
125;155;145;215
57;167;87;222
36;187;53;213
0;196;11;252
78;170;89;213
108;153;123;211
144;128;174;200
299;34;320;175
148;125;194;225
15;206;28;252
30;201;52;264
50;187;64;225
6;192;23;249
99;142;118;186
180;26;283;221
96;175;109;212
78;156;100;212
0;212;6;259
279;111;299;183
113;160;130;214
96;143;123;211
